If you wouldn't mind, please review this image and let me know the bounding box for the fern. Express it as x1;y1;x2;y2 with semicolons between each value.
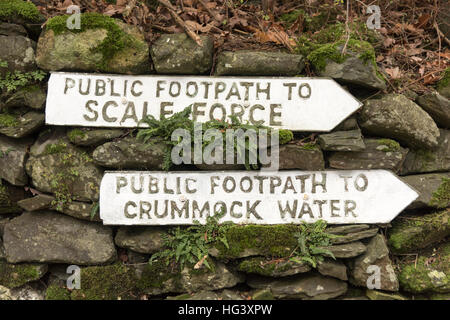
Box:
149;212;232;271
290;220;340;268
0;68;47;92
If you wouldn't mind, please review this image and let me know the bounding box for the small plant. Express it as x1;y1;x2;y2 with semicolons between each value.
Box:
0;64;46;93
290;220;338;268
90;202;100;220
149;212;232;271
137;107;283;171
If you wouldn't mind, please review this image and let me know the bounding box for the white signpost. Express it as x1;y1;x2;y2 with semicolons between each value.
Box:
45;72;362;131
99;170;418;226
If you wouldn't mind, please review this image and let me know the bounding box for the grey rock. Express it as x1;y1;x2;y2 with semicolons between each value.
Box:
328;138;408;173
349;234;399;291
401;173;450;209
36;19;150;74
0;183;25;214
326;242;367;258
9;283;45;300
237;257;311;277
401;129;450;174
276;144;325;170
17;194;55;211
2;85;46;110
0;285;12;300
67;128;124;147
317;50;386;91
216;50;304;76
150;33;213;74
247;274;347;300
317;259;348;281
318;129;365;151
334;117;359;131
26;141;102;202
359;94;440;149
0;135;31;186
416;92;450;128
331;227;379;244
0;35;36;75
326;224;370;235
0;111;44;138
52;200;101;222
3;211;116;265
29;127;66;157
0;23;27;37
167;289;244;300
115;227;166;254
0;260;47;288
93;136;166;169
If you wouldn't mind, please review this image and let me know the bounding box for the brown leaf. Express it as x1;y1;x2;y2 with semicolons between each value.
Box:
385;67;402;79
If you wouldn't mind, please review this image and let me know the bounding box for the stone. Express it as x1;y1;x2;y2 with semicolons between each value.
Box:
315;48;386;91
93;137;166;169
317;259;347;281
150;33;213;74
330;227;379;244
276;144;325;170
359;94;440;149
26;141;103;202
416;92;450;128
36;14;150;74
67;128;124;147
328;138;408;173
9;283;45;300
167;290;244;300
247;274;347;300
401;129;450;174
0;35;36;75
0;111;44;138
326;242;367;258
0;260;47;288
17;194;55;211
388;210;450;254
251;288;274;300
216;50;305;76
0;135;31;186
3;211;116;265
0;22;27;37
318;129;365;151
0;285;12;300
52;200;101;222
326;224;370;235
0;182;25;214
29;127;66;157
2;85;46;110
0;0;43;25
398;242;450;293
349;234;399;291
334;117;359;131
237;257;311;277
401;173;450;209
366;289;407;300
71;260;244;299
115;227;166;254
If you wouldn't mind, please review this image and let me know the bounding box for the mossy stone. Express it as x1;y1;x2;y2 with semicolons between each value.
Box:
45;284;71;300
0;260;47;288
388;210;450;254
0;0;42;25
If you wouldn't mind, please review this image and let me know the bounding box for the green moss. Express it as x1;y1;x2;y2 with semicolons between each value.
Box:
45;284;71;300
45;12;139;69
214;224;300;259
301;142;319;150
67;129;87;143
44;140;68;155
437;68;450;91
377;139;401;152
0;0;41;23
415;149;437;170
278;129;294;145
0;114;18;128
398;244;450;293
388;210;450;254
0;261;46;288
137;259;182;291
71;263;137;300
238;257;295;276
430;178;450;209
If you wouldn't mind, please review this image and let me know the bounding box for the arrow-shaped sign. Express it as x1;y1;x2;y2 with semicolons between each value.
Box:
99;170;418;225
45;72;362;132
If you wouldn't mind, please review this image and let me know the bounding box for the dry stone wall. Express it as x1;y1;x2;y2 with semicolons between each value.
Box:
0;4;449;301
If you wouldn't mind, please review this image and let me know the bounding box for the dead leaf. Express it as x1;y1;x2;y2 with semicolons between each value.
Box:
385;67;402;79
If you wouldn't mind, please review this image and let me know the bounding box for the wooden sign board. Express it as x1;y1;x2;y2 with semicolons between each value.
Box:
99;170;418;225
46;72;362;132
